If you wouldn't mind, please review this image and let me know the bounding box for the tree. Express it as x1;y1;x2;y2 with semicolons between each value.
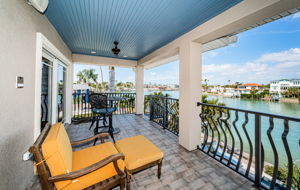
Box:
96;66;104;92
125;82;134;90
233;82;242;88
265;164;300;189
151;91;170;97
115;82;124;92
76;69;98;86
100;82;109;92
203;79;209;91
109;66;115;92
283;87;300;98
202;95;225;106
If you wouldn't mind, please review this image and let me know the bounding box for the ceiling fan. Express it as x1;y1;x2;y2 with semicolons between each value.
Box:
111;41;120;55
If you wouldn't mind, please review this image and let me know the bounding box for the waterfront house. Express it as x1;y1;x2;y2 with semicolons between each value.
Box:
239;83;263;91
208;86;225;94
270;79;300;93
224;88;237;97
1;0;300;190
236;88;252;95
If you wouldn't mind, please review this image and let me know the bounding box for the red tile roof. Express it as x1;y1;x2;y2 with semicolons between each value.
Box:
242;83;262;87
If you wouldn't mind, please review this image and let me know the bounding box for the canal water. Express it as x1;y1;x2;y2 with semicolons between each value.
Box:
145;91;300;167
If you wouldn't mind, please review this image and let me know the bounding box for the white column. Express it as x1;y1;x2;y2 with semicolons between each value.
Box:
109;66;115;92
135;65;144;114
179;41;202;151
65;64;73;124
51;59;58;124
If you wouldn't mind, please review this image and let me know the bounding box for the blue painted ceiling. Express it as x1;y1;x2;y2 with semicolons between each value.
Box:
45;0;242;60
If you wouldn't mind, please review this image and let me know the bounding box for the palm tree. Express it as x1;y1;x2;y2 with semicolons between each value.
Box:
95;66;104;92
151;91;170;97
109;66;115;92
233;82;242;88
204;79;209;85
99;66;104;83
125;82;134;91
76;69;98;87
115;82;124;92
203;79;209;91
285;87;299;98
101;82;109;92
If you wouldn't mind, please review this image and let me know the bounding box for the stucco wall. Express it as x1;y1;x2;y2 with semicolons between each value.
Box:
0;0;72;189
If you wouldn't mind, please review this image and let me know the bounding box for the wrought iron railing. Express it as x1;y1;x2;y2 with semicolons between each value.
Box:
41;94;49;129
72;92;136;123
146;95;179;135
197;102;300;190
41;93;64;129
57;94;64;122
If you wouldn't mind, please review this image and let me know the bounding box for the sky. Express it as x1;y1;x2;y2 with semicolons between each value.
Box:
74;12;300;85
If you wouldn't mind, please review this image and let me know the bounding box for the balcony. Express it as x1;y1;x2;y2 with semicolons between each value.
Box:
31;114;253;190
37;92;300;189
2;0;300;189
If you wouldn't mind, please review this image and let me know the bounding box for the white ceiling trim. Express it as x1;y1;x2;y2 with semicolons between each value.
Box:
144;35;237;69
72;54;137;68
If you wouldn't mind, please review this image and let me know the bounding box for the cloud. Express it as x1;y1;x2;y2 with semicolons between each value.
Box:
145;71;179;84
145;61;179;84
206;51;219;57
292;12;300;19
204;64;232;73
248;29;300;35
125;75;135;83
256;48;300;63
276;62;300;68
203;48;300;84
228;43;236;48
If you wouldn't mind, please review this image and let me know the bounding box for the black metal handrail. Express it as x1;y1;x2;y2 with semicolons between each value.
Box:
72;92;136;123
197;102;300;190
41;93;64;129
57;94;64;122
146;95;179;135
41;94;49;129
197;102;300;122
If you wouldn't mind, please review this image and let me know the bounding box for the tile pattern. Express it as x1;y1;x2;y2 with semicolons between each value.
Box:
29;114;255;190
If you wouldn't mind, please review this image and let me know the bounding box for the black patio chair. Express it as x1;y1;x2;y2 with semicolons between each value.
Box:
89;93;117;143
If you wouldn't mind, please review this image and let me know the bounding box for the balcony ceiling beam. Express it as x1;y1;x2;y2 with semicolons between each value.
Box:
143;35;237;69
72;53;137;68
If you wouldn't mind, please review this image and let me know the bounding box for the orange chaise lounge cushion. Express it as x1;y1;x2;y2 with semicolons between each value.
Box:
42;123;124;190
115;135;163;171
42;123;73;189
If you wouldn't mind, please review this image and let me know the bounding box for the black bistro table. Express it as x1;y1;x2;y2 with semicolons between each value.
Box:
102;96;128;134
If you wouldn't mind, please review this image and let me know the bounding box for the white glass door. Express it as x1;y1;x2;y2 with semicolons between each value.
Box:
40;49;68;128
56;62;66;122
40;50;54;131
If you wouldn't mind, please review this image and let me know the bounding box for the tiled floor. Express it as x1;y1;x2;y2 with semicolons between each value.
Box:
30;114;254;190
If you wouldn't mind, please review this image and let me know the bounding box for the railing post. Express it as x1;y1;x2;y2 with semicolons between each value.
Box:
149;96;153;121
254;113;262;188
163;98;168;129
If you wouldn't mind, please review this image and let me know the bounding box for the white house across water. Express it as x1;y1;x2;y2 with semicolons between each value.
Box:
270;79;300;93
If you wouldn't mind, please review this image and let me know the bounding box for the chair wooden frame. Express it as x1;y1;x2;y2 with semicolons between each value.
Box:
125;159;163;190
29;123;126;190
